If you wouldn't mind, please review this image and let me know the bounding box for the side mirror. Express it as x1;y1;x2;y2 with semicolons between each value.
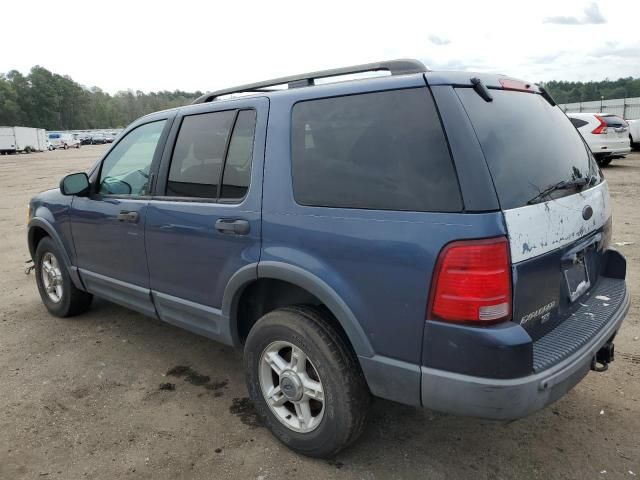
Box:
60;172;90;196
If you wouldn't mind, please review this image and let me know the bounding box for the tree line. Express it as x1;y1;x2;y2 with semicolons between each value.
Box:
2;65;640;130
0;66;201;130
544;77;640;105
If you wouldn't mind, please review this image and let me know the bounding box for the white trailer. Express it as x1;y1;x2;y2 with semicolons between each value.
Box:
36;129;48;151
0;126;43;154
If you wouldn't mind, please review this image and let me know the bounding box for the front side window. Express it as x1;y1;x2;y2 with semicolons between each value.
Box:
98;120;166;196
167;109;256;201
291;88;462;212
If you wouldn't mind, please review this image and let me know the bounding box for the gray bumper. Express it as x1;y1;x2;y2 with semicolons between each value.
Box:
420;289;630;420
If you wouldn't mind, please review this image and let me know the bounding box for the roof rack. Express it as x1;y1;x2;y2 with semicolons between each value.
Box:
192;59;428;104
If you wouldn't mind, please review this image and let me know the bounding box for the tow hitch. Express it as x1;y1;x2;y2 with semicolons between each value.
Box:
591;343;615;372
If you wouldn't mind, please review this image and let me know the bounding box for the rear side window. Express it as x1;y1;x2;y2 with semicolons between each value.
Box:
291;88;462;212
221;110;256;200
456;89;600;210
167;109;256;201
570;117;588;128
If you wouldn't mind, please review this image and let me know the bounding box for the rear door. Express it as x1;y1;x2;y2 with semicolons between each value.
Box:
455;86;610;344
144;97;267;340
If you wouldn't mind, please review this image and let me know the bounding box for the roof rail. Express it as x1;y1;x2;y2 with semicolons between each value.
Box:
192;59;428;104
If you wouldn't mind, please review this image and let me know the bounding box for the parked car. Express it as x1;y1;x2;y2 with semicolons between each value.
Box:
90;133;106;145
567;113;631;166
104;134;115;144
627;119;640;150
47;132;80;149
80;136;93;145
27;60;629;458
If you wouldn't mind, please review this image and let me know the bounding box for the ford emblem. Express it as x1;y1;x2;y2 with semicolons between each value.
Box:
582;205;593;221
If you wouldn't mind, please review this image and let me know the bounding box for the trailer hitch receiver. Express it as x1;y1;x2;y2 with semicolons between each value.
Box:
591;342;615;372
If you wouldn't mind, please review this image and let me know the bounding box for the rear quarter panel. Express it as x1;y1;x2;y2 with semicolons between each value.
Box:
262;77;506;363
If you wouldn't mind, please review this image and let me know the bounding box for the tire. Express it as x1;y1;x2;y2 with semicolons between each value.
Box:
63;144;68;150
244;306;370;458
34;237;92;317
597;157;613;167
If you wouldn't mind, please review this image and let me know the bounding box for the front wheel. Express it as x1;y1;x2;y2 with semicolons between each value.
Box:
34;237;93;317
244;306;370;458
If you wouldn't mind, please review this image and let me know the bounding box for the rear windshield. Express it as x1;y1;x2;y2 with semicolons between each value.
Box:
602;115;626;127
456;88;600;209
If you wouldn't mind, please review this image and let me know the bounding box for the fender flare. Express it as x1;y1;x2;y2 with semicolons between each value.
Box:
27;217;84;289
222;261;374;357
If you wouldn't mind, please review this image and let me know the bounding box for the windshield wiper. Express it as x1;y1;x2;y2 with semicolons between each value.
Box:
527;176;596;205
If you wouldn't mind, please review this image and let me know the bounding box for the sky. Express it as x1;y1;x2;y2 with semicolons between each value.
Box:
1;0;639;94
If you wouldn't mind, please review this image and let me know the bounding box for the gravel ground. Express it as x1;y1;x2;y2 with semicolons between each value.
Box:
1;145;638;479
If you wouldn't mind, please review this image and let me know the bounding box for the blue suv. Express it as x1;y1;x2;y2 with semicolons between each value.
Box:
28;60;629;457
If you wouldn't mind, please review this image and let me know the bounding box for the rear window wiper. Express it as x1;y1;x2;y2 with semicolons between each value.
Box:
526;176;596;205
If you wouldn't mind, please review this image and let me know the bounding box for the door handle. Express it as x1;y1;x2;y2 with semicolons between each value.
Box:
117;210;139;223
215;218;250;235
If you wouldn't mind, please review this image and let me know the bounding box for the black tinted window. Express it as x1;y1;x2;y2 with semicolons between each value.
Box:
167;111;235;198
291;88;461;212
456;89;600;209
570;117;588;128
602;115;626;127
221;110;256;200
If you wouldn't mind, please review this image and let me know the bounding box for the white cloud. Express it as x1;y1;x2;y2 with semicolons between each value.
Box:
0;0;638;94
428;35;451;46
544;2;606;25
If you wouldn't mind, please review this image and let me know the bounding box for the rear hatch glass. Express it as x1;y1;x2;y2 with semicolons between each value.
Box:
602;115;626;128
456;88;600;210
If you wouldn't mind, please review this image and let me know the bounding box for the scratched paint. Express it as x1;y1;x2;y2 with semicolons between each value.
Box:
503;181;610;263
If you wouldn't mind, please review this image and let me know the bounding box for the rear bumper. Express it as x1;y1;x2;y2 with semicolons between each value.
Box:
420;287;629;420
595;145;631;156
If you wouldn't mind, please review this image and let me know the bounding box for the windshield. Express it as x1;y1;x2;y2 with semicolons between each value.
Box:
456;88;601;209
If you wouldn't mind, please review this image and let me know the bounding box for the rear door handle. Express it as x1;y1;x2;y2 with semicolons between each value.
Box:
117;210;139;223
215;218;250;235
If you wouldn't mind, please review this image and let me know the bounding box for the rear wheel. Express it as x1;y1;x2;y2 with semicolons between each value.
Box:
244;306;370;458
34;237;92;317
596;155;613;167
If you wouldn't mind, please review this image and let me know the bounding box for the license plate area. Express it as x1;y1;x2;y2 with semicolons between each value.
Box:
564;252;590;302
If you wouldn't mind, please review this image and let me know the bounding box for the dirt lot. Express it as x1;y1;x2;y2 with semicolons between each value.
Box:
1;145;638;479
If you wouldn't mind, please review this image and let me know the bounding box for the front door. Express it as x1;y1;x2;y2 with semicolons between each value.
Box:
71;118;170;316
145;98;267;341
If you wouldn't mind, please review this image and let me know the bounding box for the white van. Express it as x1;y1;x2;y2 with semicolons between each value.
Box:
48;132;81;150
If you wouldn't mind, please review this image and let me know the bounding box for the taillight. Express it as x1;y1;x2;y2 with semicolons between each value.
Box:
592;115;608;134
428;237;512;324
